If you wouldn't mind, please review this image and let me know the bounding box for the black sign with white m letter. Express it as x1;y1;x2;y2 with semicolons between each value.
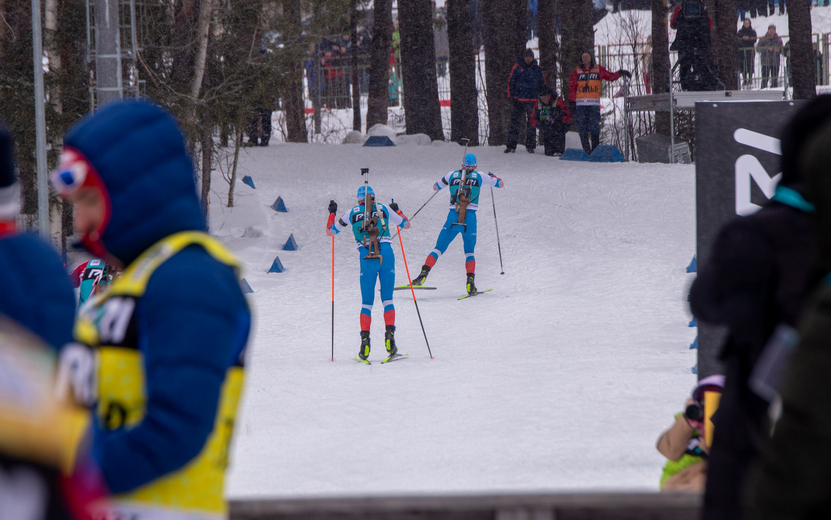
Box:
694;101;801;379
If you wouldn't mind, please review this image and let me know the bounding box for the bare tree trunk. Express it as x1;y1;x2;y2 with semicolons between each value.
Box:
483;0;526;146
367;0;393;129
228;128;241;208
538;0;558;91
45;0;62;114
200;125;212;224
558;0;594;107
448;0;478;145
712;0;738;90
190;0;212;102
652;0;671;135
351;0;361;132
789;0;816;100
398;0;444;140
284;0;307;142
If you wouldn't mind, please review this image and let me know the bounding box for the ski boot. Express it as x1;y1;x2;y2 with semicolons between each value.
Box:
358;331;370;361
385;325;398;357
466;273;478;296
412;265;431;286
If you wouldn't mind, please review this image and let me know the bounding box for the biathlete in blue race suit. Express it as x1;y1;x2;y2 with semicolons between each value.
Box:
327;185;410;361
411;154;504;295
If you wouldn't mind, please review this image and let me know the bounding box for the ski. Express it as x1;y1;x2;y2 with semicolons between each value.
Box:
381;353;409;364
353;357;371;365
393;285;436;291
458;288;493;300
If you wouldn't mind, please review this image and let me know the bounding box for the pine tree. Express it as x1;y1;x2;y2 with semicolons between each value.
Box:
652;0;671;135
448;0;479;145
788;0;816;100
366;0;393;129
398;0;444;140
483;0;526;146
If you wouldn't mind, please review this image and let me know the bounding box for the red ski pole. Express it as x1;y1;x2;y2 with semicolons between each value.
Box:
331;235;335;362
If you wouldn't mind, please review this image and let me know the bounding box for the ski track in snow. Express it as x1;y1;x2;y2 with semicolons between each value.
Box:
216;142;698;499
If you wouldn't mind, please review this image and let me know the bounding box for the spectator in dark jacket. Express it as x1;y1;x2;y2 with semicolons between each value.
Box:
738;18;757;87
689;97;831;520
671;0;719;91
504;48;546;154
757;25;783;89
744;95;831;520
531;85;570;156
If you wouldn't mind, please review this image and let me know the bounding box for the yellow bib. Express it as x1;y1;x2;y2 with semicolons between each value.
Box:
74;231;246;516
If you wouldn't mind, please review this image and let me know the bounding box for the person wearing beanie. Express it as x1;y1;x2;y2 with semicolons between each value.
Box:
689;97;831;520
410;154;504;296
531;85;571;156
50;100;251;518
504;48;546;154
326;183;410;363
744;96;831;520
0;124;106;518
568;49;630;154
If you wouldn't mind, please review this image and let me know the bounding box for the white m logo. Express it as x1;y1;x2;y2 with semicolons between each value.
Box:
733;128;782;216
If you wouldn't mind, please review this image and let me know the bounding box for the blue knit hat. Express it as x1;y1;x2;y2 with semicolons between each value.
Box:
357;185;374;202
463;154;477;168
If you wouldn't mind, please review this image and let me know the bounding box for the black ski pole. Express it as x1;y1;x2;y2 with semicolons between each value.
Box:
397;230;433;359
490;181;505;275
391;190;438;240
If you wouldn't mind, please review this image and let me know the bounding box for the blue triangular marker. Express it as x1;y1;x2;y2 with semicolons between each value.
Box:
689;336;698;350
686;255;697;273
692;363;698;375
560;148;589;161
587;144;625;163
283;233;298;251
242;176;255;189
363;135;395;147
689;317;697;327
272;196;288;212
268;256;285;273
240;278;254;293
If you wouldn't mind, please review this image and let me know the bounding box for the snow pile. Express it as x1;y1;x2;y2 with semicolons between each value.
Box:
396;133;432;146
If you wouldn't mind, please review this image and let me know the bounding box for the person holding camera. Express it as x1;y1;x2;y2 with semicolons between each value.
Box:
657;375;725;492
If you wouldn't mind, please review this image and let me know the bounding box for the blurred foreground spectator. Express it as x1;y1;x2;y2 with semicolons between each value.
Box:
744;96;831;520
51;100;251;519
689;96;831;520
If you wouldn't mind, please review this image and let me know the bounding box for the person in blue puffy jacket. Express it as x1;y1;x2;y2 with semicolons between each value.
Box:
0;123;105;518
50;100;251;519
505;49;546;154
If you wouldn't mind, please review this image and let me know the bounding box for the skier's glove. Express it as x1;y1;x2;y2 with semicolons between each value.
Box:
389;200;400;212
328;200;338;214
617;69;632;79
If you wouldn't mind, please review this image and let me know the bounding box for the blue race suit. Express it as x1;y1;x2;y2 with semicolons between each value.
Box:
328;202;409;331
425;169;503;274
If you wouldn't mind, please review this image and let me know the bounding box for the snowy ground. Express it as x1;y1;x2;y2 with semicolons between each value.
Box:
217;141;698;499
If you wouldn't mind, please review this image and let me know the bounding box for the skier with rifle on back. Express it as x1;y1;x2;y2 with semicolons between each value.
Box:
411;154;504;296
327;172;410;363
